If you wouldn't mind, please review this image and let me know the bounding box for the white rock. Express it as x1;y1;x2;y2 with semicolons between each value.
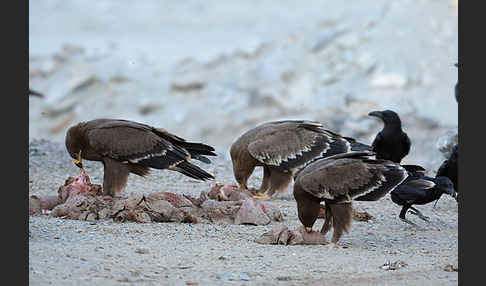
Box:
371;73;407;89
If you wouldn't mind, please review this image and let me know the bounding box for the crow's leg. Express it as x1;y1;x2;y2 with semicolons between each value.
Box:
399;205;425;230
408;207;430;222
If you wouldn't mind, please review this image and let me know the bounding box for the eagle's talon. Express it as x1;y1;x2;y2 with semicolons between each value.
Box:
326;242;343;248
252;192;270;200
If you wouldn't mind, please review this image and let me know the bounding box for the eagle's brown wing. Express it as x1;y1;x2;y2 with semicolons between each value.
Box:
86;119;216;163
85;119;153;133
152;128;217;163
87;124;188;166
86;123;213;180
247;120;352;171
296;157;407;203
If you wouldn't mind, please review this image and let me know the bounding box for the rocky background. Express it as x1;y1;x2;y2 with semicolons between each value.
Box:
29;0;458;172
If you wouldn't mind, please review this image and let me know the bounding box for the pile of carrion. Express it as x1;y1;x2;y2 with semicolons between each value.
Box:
29;170;282;226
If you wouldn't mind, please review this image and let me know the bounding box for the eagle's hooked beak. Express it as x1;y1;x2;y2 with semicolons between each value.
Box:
305;227;312;233
73;150;83;169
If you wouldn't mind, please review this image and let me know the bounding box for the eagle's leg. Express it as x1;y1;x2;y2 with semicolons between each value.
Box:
320;203;333;237
253;166;271;199
408;207;430;222
262;170;293;199
102;158;130;197
236;166;254;190
259;166;271;193
327;203;352;248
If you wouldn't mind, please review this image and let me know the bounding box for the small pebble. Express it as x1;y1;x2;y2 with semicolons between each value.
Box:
444;264;458;272
135;248;149;254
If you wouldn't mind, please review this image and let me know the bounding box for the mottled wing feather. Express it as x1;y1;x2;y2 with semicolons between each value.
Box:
247;129;319;166
247;121;350;170
297;158;407;203
342;136;372;151
354;160;408;201
87;125;190;169
87;126;166;160
298;159;374;200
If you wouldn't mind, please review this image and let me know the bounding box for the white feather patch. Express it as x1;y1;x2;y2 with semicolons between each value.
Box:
313;188;334;200
128;150;168;163
258;141;317;166
352;173;387;199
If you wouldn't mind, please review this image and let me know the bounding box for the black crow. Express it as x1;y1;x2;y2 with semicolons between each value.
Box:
454;63;459;102
368;110;411;163
436;144;458;192
391;172;457;227
400;164;427;182
29;89;44;97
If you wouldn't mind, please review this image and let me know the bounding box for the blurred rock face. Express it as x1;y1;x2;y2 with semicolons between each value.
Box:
29;1;457;172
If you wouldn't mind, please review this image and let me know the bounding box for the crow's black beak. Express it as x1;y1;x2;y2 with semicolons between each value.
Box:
368;111;383;119
452;192;458;202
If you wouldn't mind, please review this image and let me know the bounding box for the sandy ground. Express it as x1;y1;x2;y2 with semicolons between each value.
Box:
29;140;458;285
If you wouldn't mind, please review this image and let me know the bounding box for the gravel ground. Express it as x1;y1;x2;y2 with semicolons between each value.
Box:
29;140;458;285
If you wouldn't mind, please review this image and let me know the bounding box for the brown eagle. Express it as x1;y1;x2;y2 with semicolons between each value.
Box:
229;120;371;199
65;119;217;196
293;151;408;247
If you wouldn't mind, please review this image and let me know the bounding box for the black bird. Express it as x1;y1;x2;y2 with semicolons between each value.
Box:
401;164;427;178
454;63;459;102
391;169;457;227
29;89;44;97
436;144;458;192
368;110;411;163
